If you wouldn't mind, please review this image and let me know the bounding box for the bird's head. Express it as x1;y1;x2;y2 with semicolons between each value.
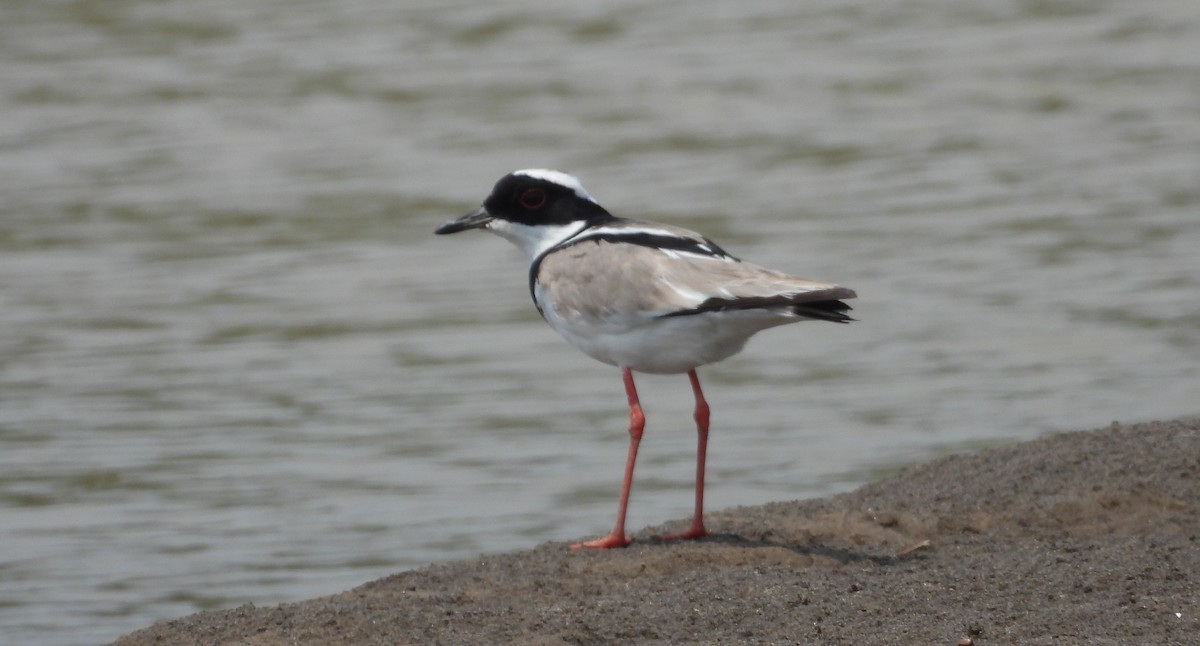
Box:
436;169;613;259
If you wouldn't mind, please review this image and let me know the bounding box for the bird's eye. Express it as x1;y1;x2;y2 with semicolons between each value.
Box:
519;188;547;209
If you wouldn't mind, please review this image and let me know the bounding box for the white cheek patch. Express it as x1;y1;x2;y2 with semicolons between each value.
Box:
488;220;588;260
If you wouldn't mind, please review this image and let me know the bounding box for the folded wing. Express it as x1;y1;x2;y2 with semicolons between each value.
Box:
536;235;855;326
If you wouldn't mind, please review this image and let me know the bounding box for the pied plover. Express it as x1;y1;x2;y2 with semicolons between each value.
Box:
435;169;856;549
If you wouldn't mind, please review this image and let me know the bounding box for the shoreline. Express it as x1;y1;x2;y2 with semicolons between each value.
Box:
112;418;1199;645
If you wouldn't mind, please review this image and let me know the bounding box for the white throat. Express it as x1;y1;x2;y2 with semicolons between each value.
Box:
486;219;589;261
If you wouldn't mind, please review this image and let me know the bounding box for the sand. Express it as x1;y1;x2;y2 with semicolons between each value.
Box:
111;418;1199;645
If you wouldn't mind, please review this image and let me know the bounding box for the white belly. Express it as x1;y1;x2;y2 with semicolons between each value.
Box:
542;306;797;374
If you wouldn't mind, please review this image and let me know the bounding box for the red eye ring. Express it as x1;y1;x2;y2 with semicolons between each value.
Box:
519;188;547;209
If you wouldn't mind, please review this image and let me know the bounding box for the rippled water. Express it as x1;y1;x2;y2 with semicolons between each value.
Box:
2;1;1198;643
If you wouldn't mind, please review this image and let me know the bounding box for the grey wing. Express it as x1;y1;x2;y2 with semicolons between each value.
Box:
537;239;855;324
536;241;706;324
658;258;857;322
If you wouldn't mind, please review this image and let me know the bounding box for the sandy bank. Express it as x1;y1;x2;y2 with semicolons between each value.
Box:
112;419;1199;645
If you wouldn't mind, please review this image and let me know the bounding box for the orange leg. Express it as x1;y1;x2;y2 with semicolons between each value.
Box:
571;367;644;550
658;368;710;541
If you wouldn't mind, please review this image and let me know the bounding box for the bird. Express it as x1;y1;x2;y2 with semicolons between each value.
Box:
435;169;856;550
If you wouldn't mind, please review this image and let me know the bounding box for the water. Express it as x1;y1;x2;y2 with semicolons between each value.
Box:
2;0;1198;643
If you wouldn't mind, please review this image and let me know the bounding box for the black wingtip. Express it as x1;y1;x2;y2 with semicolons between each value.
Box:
792;300;855;323
659;294;857;323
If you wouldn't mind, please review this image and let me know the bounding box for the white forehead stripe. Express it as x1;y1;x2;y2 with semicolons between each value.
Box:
513;168;597;203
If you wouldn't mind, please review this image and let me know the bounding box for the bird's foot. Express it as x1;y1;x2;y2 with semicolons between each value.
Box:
570;531;632;550
657;522;708;542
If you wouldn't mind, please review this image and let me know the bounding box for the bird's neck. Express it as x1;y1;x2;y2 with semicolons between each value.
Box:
489;219;591;261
